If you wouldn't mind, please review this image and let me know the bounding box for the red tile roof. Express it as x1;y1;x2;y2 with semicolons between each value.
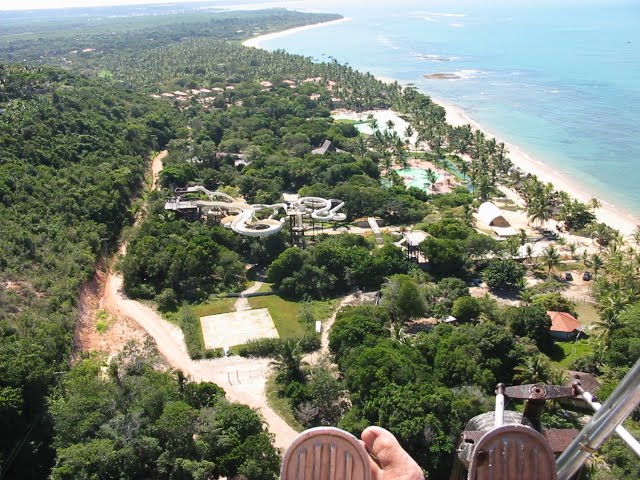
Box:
547;311;584;333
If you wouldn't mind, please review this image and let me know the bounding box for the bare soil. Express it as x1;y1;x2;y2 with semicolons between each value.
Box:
73;268;148;361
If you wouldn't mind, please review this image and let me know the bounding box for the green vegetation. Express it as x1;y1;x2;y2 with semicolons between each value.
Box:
265;374;304;432
248;295;336;339
2;4;638;478
95;309;112;334
482;258;525;290
248;295;306;338
553;339;594;368
49;344;279;480
191;298;237;317
267;237;410;299
0;64;178;477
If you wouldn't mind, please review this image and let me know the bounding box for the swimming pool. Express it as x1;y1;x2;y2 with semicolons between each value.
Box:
395;167;441;191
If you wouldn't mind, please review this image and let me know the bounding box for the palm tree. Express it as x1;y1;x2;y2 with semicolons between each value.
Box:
632;225;640;248
518;229;528;247
513;355;554;384
591;253;604;278
593;310;620;343
525;244;535;265
386;119;395;133
589;197;602;211
404;125;414;147
542;245;561;274
355;136;368;156
459;161;469;181
271;339;305;383
527;200;552;228
425;168;438;193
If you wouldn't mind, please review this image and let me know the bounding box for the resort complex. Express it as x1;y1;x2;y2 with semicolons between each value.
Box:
1;4;639;480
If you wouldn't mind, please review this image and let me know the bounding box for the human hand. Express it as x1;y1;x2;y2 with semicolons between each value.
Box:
361;426;425;480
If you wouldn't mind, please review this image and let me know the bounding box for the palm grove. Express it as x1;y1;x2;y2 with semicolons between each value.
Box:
0;7;638;480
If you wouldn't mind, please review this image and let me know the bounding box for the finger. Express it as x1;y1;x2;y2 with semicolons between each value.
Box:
359;439;383;480
361;426;424;480
361;426;402;469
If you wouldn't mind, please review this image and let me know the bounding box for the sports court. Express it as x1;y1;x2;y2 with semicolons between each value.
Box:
200;308;278;349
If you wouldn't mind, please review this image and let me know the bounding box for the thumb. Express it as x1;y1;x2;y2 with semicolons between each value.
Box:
361;426;424;480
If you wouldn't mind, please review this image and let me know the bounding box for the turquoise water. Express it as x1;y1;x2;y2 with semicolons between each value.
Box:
256;1;640;216
396;168;441;191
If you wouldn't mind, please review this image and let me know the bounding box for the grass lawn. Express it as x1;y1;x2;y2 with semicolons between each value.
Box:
192;298;236;317
553;262;583;272
574;301;600;325
550;339;594;368
248;294;338;338
248;295;304;337
265;373;303;432
257;282;274;293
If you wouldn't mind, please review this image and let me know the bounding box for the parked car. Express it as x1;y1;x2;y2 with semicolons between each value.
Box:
565;272;573;281
583;271;592;281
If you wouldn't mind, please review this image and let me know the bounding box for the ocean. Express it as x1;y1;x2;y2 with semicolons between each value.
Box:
253;0;640;219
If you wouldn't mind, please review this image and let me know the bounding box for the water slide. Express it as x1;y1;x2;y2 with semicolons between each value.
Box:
166;188;346;237
299;197;347;222
166;188;287;237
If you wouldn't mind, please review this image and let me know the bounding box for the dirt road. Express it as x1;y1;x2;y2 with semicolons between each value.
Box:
151;150;167;190
101;273;298;449
75;149;298;449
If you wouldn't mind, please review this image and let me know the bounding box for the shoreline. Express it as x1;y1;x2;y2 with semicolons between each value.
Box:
242;17;351;49
431;95;639;236
241;20;638;237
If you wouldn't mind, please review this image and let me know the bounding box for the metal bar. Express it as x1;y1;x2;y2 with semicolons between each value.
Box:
495;383;505;428
557;357;640;479
580;390;640;458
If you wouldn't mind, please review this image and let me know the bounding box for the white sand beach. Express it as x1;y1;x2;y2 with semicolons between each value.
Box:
433;96;639;236
242;17;351;49
242;22;638;237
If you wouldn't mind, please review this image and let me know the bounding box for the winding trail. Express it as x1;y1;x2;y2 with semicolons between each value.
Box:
94;150;297;450
234;280;263;312
101;274;297;449
304;293;356;365
151;150;167;190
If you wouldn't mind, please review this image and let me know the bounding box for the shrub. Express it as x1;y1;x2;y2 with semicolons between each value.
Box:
238;338;282;358
482;259;525;290
179;306;204;359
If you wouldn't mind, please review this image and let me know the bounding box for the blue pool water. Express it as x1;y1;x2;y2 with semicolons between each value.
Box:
395;167;442;191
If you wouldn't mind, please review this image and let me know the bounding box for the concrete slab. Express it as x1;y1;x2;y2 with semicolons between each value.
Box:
200;308;278;349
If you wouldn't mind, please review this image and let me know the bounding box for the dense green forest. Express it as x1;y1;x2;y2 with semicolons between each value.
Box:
1;5;638;479
0;63;182;478
49;342;279;480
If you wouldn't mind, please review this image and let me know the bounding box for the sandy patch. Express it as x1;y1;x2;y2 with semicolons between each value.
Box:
201;308;278;350
332;108;419;148
242;17;351;49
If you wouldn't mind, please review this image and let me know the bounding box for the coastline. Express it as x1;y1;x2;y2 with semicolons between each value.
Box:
432;96;639;236
242;22;638;237
242;17;352;49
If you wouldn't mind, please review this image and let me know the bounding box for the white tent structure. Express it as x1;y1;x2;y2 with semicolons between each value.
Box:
477;201;517;237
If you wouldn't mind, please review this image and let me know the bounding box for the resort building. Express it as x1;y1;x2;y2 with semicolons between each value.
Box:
311;140;339;155
477;201;517;237
394;229;429;263
547;310;585;340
